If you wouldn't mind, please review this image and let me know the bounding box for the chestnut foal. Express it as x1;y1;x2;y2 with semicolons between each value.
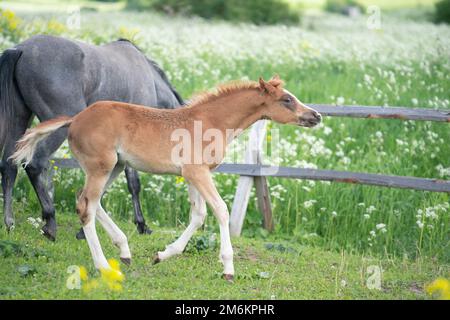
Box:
11;76;321;280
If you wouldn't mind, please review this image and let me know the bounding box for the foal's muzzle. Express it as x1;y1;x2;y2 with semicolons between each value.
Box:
299;110;322;127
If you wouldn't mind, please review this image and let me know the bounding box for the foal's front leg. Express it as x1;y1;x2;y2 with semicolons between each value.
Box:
155;184;206;261
181;166;234;281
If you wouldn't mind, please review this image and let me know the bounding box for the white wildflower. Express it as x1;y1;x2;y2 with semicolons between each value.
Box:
304;200;317;208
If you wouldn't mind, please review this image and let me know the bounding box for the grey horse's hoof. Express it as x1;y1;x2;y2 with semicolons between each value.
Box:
5;218;15;232
137;223;153;235
42;219;56;241
76;228;86;240
120;257;131;266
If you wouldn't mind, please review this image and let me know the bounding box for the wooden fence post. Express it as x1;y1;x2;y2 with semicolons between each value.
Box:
229;120;271;236
254;175;274;232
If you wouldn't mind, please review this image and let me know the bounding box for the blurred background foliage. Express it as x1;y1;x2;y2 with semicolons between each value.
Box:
113;0;450;24
126;0;301;25
3;0;448;25
435;0;450;23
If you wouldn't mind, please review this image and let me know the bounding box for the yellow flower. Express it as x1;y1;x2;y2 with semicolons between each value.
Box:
426;278;450;300
78;259;125;294
82;279;100;293
108;258;121;271
175;176;185;185
46;19;67;35
99;259;125;291
79;266;88;281
101;267;124;282
2;10;15;20
1;9;21;33
300;40;311;50
118;26;141;42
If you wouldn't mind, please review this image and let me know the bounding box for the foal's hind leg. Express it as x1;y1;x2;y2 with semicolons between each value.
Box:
77;160;131;268
155;184;206;262
77;172;111;270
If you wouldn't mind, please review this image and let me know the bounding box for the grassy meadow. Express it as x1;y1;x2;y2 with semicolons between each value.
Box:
0;0;449;299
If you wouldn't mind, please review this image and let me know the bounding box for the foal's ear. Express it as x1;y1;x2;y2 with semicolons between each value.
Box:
269;74;283;88
259;77;267;92
259;77;277;96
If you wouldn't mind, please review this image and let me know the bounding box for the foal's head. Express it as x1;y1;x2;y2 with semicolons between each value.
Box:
258;76;321;127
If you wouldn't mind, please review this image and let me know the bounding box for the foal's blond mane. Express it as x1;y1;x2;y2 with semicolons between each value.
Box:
187;80;260;108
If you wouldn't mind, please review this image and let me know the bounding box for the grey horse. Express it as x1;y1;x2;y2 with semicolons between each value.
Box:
0;35;183;241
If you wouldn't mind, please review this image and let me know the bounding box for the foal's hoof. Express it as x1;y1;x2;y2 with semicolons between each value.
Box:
152;254;161;265
75;228;86;240
120;257;132;266
223;274;234;282
137;223;153;235
42;220;56;242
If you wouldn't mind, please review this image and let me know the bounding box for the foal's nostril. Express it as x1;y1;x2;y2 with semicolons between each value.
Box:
314;112;322;121
307;111;321;122
299;110;322;126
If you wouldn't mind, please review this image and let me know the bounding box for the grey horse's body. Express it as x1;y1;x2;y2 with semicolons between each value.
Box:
0;35;183;240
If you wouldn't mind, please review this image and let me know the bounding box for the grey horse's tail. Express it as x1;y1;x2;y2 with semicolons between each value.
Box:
0;48;23;157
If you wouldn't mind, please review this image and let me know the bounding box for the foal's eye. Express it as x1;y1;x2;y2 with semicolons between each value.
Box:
282;96;292;104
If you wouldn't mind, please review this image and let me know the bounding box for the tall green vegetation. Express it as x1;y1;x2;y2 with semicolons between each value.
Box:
127;0;301;25
435;0;450;23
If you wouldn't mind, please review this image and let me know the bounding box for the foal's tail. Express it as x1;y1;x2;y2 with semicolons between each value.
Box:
10;117;73;167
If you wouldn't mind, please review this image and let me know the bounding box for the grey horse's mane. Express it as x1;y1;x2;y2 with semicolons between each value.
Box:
117;39;184;106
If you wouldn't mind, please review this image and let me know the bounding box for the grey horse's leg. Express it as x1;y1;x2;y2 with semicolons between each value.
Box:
125;166;152;235
25;127;68;241
1;111;31;231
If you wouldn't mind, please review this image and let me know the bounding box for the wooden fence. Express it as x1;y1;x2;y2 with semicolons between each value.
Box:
49;104;450;236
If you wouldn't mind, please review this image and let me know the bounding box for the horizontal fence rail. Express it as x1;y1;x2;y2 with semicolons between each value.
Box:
50;159;450;193
309;104;450;122
216;164;450;193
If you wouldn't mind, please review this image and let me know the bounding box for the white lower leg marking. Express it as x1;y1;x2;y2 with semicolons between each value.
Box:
83;206;109;269
186;169;234;276
213;201;234;275
158;184;206;261
96;205;131;260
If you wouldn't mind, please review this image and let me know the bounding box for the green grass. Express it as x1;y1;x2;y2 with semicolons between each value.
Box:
0;214;447;299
